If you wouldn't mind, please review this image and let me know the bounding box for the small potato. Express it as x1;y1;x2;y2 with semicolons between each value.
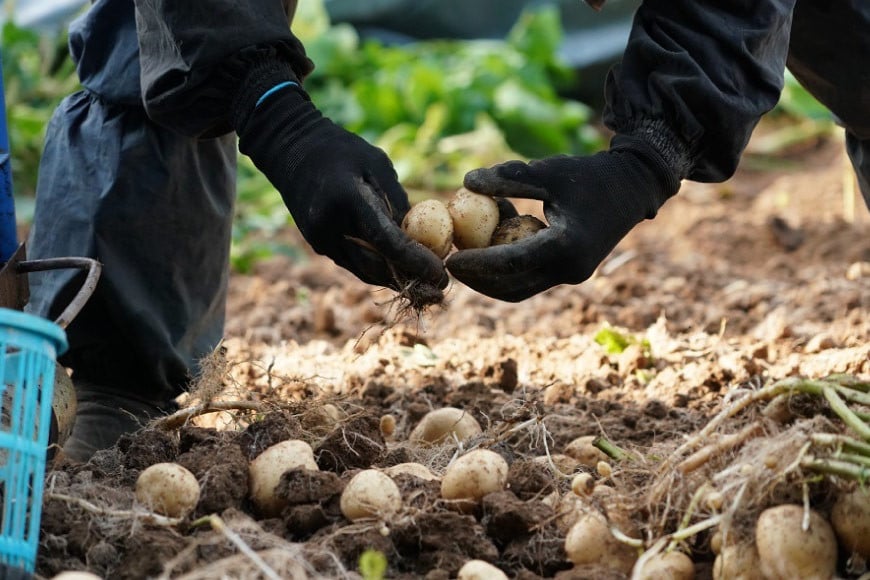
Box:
52;572;103;580
441;449;508;509
564;435;608;468
447;188;500;249
712;543;764;580
340;469;402;521
532;453;579;475
135;462;200;518
457;559;509;580
634;551;694;580
490;215;546;246
249;439;319;517
755;504;837;580
831;486;870;557
383;462;439;481
409;407;482;445
564;511;637;573
402;199;454;258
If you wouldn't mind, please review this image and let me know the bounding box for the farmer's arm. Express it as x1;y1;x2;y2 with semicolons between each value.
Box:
447;0;795;301
133;0;448;293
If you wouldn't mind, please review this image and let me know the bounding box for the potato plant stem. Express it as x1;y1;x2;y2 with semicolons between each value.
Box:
593;436;634;462
811;433;870;457
801;456;870;482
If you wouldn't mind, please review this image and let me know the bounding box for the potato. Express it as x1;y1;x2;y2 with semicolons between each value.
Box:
402;199;454;258
447;188;500;249
441;449;508;509
135;462;200;518
712;543;764;580
755;504;837;580
457;559;509;580
340;469;402;521
831;486;870;557
533;453;580;475
409;407;482;444
564;510;637;573
51;572;103;580
383;462;439;481
634;550;694;580
249;439;319;517
563;435;608;468
490;215;546;246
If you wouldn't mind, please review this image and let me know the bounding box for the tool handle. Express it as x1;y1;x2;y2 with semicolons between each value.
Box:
17;258;102;329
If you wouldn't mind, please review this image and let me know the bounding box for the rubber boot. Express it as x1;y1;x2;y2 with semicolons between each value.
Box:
62;381;178;462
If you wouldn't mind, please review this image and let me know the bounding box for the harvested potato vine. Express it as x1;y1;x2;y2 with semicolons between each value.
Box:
135;462;200;518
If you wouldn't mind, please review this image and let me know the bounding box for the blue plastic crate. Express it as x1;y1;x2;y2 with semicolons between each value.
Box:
0;308;66;573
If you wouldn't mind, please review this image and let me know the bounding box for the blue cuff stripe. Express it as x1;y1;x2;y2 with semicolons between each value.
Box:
255;81;299;108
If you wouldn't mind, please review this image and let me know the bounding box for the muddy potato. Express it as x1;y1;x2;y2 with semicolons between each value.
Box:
755;504;837;580
340;469;402;521
564;510;637;573
634;550;694;580
447;188;500;249
533;453;580;475
831;486;870;557
713;543;764;580
135;462;200;518
383;462;439;481
409;407;482;444
490;214;546;246
441;449;508;509
401;199;454;258
249;439;319;517
457;559;509;580
564;435;608;468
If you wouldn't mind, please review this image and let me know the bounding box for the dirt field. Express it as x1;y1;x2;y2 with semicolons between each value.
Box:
37;128;868;579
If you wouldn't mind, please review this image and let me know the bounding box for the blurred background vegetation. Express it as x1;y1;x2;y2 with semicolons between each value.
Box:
1;0;833;272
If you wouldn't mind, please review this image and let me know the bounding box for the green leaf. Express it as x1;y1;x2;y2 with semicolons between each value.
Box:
358;549;388;580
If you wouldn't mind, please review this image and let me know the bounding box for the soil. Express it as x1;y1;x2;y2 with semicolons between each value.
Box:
36;128;868;579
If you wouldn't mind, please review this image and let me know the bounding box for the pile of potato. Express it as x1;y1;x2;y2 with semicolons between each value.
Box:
118;405;870;580
401;188;546;258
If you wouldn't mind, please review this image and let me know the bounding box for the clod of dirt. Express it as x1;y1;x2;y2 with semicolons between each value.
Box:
507;459;558;500
502;521;572;577
117;528;187;580
316;414;385;473
119;429;178;471
275;468;343;505
237;410;304;460
481;491;554;544
283;503;333;539
390;472;442;510
176;442;249;515
392;512;499;576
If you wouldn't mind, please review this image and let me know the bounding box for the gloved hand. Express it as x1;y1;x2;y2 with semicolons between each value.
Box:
446;135;682;301
231;55;448;292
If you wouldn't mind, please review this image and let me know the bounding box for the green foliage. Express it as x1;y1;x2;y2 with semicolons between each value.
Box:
594;326;650;356
358;549;388;580
774;71;832;122
295;2;604;189
1;22;80;199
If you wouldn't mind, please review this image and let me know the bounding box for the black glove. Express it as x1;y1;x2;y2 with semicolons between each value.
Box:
230;56;448;291
446;135;681;301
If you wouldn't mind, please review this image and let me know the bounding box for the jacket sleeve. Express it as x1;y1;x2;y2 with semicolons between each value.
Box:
603;0;796;182
133;0;314;138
